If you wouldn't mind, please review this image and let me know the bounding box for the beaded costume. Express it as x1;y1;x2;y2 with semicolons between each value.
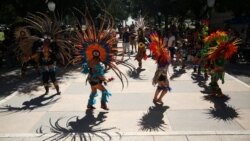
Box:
201;30;240;96
71;6;130;110
135;17;147;68
150;32;171;105
16;12;72;94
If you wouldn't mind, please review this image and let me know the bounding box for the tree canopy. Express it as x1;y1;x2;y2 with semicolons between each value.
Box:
1;0;250;25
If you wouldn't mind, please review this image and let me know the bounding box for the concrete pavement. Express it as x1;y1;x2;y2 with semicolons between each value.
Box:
225;63;250;86
0;43;250;141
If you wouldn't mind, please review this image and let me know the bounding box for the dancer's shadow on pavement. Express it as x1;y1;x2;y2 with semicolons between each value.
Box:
170;67;186;80
127;68;146;80
191;73;208;87
203;95;239;121
0;65;80;98
138;105;169;132
0;93;60;113
190;73;211;95
37;109;121;141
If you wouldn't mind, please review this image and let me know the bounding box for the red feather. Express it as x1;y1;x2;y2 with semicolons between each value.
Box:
149;32;170;64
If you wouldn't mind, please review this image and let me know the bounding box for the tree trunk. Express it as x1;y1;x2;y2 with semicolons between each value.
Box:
164;13;168;32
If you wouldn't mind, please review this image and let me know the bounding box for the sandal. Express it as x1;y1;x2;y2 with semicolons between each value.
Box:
156;100;164;105
101;102;109;110
153;99;157;104
153;99;163;105
87;105;96;110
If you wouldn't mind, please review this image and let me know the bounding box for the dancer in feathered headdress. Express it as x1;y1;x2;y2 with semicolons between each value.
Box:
14;26;37;76
193;20;209;75
71;4;131;110
135;16;147;69
17;12;72;94
201;30;240;97
149;32;171;105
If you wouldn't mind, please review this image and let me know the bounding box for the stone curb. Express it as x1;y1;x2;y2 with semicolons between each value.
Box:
1;130;250;138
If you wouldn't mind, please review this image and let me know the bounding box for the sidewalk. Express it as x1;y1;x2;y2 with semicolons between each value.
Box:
0;45;250;141
225;63;250;86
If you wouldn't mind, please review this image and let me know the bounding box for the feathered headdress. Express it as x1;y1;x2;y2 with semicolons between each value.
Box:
14;27;30;40
202;30;240;62
149;32;171;65
135;16;146;31
71;5;132;88
21;12;72;64
14;27;34;62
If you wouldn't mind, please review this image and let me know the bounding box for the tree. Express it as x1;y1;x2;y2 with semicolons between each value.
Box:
215;0;250;17
107;0;129;24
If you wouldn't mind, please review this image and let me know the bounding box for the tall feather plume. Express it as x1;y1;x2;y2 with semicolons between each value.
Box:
71;0;135;89
135;15;146;31
149;32;171;64
22;12;73;64
203;30;240;62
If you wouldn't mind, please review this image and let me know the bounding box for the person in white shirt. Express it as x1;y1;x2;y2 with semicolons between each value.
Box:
167;32;176;59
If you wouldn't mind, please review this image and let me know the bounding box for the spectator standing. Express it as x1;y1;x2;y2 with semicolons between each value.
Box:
122;27;131;60
0;29;5;67
167;32;176;60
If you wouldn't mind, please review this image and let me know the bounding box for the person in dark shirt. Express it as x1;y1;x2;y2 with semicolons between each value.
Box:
122;27;131;60
135;28;147;68
39;39;60;95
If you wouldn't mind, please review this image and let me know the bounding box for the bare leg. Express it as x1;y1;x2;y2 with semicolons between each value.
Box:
153;89;161;101
44;84;49;94
96;84;106;91
157;90;168;104
87;86;98;109
21;62;27;77
153;84;162;104
96;84;110;110
138;59;142;68
53;82;60;94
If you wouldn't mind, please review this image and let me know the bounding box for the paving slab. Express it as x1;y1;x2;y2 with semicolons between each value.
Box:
219;80;250;92
187;135;222;141
224;92;250;109
0;112;46;133
153;135;188;141
0;138;22;141
48;94;88;111
235;109;250;130
109;93;155;111
165;93;213;110
220;135;250;141
62;82;91;95
100;110;170;132
167;110;243;131
0;93;60;112
0;50;250;140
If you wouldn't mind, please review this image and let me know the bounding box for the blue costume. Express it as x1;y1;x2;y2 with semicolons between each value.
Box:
72;9;130;110
84;63;111;107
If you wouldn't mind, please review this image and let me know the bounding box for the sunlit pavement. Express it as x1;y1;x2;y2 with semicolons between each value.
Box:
0;42;250;141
